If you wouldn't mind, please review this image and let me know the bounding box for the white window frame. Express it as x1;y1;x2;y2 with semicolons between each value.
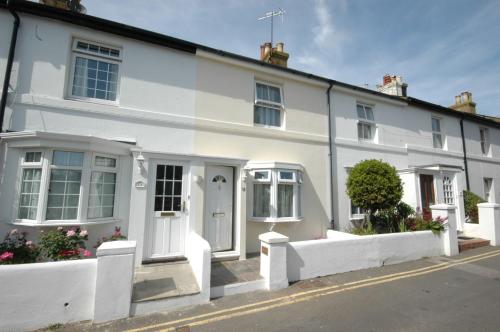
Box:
87;153;119;220
67;38;122;105
14;148;120;225
431;116;444;149
254;81;285;129
356;103;375;141
249;168;302;222
16;150;45;221
479;127;490;156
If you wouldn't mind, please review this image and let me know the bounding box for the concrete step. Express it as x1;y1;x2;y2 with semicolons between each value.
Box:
132;261;200;303
458;237;490;252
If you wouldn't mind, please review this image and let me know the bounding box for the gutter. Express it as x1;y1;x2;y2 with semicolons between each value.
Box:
326;81;335;229
0;0;19;133
459;116;470;190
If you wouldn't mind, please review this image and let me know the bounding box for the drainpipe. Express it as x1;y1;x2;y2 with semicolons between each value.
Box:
459;116;470;191
0;1;20;133
326;81;335;229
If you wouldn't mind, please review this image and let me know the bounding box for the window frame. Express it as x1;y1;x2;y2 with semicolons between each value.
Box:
356;103;376;142
431;116;444;149
14;148;120;225
479;127;490;156
16;151;45;221
350;201;366;220
67;38;122;105
442;175;455;205
253;81;285;129
249;168;302;222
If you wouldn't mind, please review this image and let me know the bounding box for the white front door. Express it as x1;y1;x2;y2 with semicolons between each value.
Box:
204;165;234;252
147;161;187;259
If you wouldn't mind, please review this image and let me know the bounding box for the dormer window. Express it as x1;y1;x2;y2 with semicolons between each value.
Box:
254;82;284;128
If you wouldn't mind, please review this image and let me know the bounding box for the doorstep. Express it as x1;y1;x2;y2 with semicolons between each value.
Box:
132;261;200;303
458;236;490;252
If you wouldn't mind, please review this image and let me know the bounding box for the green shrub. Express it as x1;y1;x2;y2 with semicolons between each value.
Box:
0;229;40;264
350;222;377;236
375;202;415;233
346;159;403;221
39;227;90;261
463;190;485;223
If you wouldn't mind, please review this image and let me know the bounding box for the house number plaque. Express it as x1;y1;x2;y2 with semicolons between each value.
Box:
261;245;268;256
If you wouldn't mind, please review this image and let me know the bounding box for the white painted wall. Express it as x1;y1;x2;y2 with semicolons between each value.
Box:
0;259;97;331
186;231;212;301
287;231;443;282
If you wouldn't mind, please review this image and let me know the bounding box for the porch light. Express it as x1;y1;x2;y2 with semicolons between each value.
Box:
136;153;145;173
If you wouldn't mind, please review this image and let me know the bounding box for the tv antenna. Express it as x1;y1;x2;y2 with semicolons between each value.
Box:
258;8;285;45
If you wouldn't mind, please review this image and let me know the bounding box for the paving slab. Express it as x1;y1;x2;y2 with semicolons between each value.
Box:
211;253;261;287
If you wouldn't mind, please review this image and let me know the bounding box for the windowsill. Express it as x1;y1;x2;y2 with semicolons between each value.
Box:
248;217;304;223
8;219;121;227
65;95;120;107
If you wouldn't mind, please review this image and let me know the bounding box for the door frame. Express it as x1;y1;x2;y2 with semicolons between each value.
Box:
143;158;190;261
203;165;236;252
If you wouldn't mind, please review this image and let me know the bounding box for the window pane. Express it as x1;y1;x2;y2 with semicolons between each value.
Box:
72;56;118;101
278;184;293;218
432;118;441;132
279;171;294;181
52;151;84;167
95;156;117;168
254;171;269;180
356;105;365;119
357;123;363;139
256;83;268;100
46;169;81;220
364;123;372;140
18;168;42;220
254;105;281;127
365;107;374;121
253;183;270;217
268;86;281;103
88;171;116;219
433;133;443;148
25;152;42;163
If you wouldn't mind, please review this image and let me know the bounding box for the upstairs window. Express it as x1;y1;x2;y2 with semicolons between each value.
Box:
357;104;375;141
480;127;490;156
431;117;443;149
254;82;283;128
70;39;121;102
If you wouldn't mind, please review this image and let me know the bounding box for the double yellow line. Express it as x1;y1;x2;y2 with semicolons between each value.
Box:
126;249;500;332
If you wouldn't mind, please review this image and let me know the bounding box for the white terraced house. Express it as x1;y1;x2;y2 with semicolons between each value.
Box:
0;0;499;269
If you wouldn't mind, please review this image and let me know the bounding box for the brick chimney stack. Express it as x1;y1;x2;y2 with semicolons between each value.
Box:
450;91;476;114
39;0;86;13
377;74;408;97
260;42;289;67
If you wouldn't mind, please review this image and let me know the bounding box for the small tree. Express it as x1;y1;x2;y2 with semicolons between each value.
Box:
346;159;403;222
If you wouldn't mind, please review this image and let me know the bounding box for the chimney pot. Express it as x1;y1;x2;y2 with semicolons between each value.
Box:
383;74;392;85
276;42;284;52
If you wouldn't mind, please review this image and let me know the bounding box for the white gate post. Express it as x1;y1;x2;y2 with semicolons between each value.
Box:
259;232;289;290
93;241;136;323
478;203;500;246
431;204;458;256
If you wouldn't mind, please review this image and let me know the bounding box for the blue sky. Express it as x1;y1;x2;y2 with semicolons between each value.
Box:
83;0;500;116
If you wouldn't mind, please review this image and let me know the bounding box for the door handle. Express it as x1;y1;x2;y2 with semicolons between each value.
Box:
213;212;225;217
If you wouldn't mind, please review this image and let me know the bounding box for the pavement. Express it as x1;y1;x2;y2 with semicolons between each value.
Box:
46;246;500;332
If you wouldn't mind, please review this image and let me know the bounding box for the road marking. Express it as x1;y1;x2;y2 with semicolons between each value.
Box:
126;249;500;332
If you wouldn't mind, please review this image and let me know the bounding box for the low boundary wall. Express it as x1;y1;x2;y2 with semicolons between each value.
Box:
287;231;442;282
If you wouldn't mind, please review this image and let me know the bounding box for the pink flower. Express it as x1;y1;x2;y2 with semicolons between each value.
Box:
83;250;92;257
66;230;76;237
0;251;14;261
80;230;88;237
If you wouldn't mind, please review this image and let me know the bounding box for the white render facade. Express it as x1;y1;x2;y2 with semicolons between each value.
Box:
0;3;499;266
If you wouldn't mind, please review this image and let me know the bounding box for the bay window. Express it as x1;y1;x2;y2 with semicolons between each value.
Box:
249;167;302;222
15;149;119;225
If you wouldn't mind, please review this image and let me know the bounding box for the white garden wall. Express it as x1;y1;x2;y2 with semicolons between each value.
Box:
186;231;212;300
287;231;443;282
0;259;97;331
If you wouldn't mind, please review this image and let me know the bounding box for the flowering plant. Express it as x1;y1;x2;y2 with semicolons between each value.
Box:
0;229;40;265
94;226;127;248
39;227;91;261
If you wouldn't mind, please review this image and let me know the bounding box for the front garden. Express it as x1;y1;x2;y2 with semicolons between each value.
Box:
346;159;446;235
0;226;126;265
